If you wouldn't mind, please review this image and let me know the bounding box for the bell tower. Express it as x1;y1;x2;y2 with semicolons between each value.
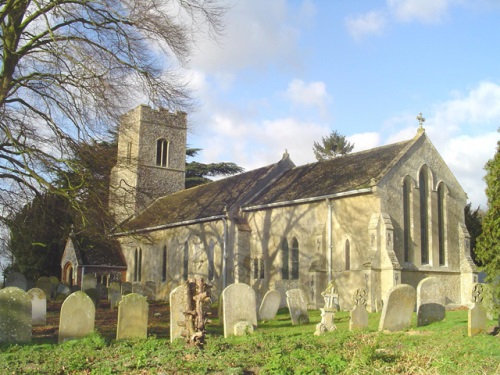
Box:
110;105;187;223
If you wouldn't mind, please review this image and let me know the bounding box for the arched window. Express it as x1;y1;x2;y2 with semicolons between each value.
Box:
162;245;167;282
259;258;265;279
134;248;138;282
403;176;412;262
183;242;189;280
437;183;446;266
156;138;169;167
281;238;289;280
138;248;142;282
291;238;299;280
345;239;351;271
419;168;429;264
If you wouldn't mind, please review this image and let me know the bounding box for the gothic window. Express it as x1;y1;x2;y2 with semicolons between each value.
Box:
291;237;299;280
162;245;167;282
183;242;189;280
281;238;289;280
156;138;169;167
419;167;429;265
126;142;132;165
253;257;265;280
259;258;265;279
437;182;446;266
134;248;138;282
345;239;351;271
138;248;142;282
403;175;413;262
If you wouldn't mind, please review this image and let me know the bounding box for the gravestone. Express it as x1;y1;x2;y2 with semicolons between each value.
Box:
132;282;145;296
286;288;309;325
416;277;445;326
258;290;281;321
82;274;97;291
314;282;338;335
49;276;59;299
85;288;100;307
36;277;52;300
349;288;369;331
378;284;416;332
170;284;188;342
108;282;122;309
0;287;32;343
58;291;95;343
468;283;487;336
56;283;71;298
6;272;27;291
27;288;47;326
116;293;149;340
121;282;132;295
145;281;156;300
222;283;257;338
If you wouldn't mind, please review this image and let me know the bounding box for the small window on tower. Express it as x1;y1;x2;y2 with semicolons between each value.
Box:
156;138;169;167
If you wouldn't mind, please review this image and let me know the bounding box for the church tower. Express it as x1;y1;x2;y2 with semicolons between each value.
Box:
109;105;187;223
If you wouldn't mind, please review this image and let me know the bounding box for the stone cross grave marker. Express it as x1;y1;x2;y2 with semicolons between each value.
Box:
349;288;369;331
258;290;281;321
416;277;445;326
116;293;149;340
286;288;309;325
468;283;487;336
27;288;47;326
315;282;338;335
58;291;95;343
0;287;32;343
222;283;257;338
170;284;188;342
378;284;416;332
6;272;27;291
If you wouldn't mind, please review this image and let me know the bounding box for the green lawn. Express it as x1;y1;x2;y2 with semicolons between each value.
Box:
0;307;498;374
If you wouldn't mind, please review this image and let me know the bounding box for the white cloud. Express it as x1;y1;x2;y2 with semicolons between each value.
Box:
284;79;331;116
350;132;381;152
387;0;454;24
345;11;387;40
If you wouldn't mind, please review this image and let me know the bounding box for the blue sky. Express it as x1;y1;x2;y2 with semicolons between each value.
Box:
182;0;500;208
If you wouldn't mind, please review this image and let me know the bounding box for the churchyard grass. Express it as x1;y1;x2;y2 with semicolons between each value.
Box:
0;303;498;374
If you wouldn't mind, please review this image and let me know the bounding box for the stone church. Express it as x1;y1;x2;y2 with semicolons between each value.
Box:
61;105;478;311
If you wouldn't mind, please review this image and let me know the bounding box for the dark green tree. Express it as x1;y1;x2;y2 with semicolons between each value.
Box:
313;130;355;161
475;136;500;325
464;202;483;265
185;148;244;189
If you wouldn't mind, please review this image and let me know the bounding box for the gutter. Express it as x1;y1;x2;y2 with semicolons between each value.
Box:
242;188;372;212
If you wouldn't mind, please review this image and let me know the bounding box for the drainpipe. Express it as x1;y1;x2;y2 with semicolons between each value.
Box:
222;216;228;290
327;199;333;283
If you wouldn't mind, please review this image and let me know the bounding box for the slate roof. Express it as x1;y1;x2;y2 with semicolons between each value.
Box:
248;138;415;206
72;235;127;268
121;134;418;233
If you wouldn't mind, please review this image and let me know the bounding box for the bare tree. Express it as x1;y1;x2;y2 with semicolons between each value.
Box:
0;0;225;216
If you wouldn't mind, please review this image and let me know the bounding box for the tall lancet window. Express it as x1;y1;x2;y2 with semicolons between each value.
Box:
419;168;429;265
291;238;299;280
403;176;413;262
437;183;446;266
281;238;289;280
156;138;169;167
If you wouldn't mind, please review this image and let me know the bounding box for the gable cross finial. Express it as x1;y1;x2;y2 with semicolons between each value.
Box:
416;112;425;133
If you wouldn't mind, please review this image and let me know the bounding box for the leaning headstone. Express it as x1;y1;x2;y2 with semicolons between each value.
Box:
116;293;148;340
27;288;47;326
144;281;156;300
82;274;97;291
315;282;338;335
58;291;95;343
36;276;53;300
286;288;309;325
0;287;32;343
170;284;188;342
468;283;487;337
258;290;281;321
222;283;257;338
378;284;416;332
416;277;445;326
121;282;132;295
6;272;27;291
349;288;369;331
108;282;122;309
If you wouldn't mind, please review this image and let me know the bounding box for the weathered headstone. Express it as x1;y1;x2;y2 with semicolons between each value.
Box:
85;288;100;307
82;274;97;291
116;293;149;340
378;284;416;332
121;282;132;295
314;282;338;335
416;277;445;326
49;276;59;299
27;288;47;326
145;281;156;300
258;290;281;321
56;283;71;298
132;282;145;296
222;283;257;338
36;276;52;300
349;288;369;331
468;283;487;336
286;288;309;325
6;272;27;291
108;282;122;309
0;287;32;343
58;291;95;343
170;284;188;342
